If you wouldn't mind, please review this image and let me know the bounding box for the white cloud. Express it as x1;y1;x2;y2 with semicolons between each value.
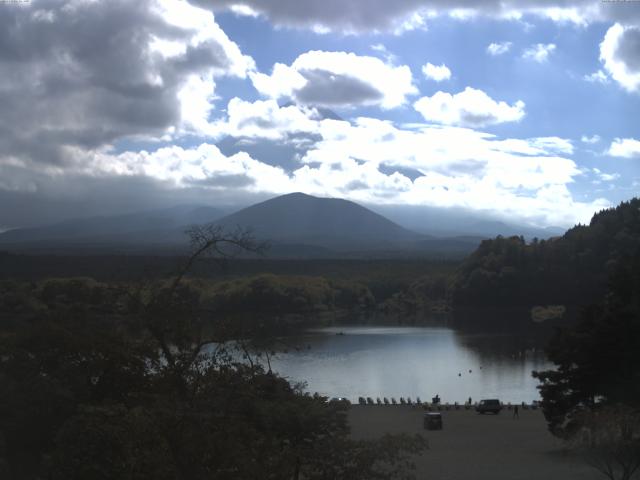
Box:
529;137;574;155
522;43;557;63
422;62;451;81
213;98;320;140
413;87;525;127
11;104;607;227
394;10;429;34
370;43;398;63
491;137;573;156
608;138;640;158
228;4;260;17
487;42;512;56
527;6;594;26
600;23;640;93
93;143;292;192
296;119;604;225
592;168;620;183
583;69;610;84
177;73;218;136
581;134;601;144
250;50;417;109
201;100;603;225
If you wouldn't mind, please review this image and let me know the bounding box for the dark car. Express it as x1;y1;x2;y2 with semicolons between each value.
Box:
475;399;502;414
423;412;443;430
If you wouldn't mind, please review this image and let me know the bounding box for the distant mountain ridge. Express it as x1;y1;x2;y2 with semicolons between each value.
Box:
0;193;485;258
370;204;565;240
0;205;223;245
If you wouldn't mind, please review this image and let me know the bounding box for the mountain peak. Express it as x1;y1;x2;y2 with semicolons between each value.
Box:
216;193;419;249
280;192;317;199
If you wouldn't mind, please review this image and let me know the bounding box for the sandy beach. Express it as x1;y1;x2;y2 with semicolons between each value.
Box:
349;405;600;480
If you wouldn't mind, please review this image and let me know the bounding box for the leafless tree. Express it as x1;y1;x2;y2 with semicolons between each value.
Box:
141;225;267;379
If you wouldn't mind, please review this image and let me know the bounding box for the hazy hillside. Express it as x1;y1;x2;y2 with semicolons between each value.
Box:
0;205;223;246
0;193;485;258
371;204;565;239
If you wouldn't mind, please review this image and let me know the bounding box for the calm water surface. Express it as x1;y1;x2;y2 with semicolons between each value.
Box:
269;325;551;404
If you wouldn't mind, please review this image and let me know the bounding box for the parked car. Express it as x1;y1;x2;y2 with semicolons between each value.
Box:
329;397;351;406
424;412;443;430
475;399;502;414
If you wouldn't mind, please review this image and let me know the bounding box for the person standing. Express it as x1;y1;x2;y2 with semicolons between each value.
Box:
513;404;519;419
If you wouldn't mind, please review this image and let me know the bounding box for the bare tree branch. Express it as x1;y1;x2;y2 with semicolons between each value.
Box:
168;224;268;295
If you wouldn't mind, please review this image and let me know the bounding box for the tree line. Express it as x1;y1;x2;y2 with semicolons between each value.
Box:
450;198;640;309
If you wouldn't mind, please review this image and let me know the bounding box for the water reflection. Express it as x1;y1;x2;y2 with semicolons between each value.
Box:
269;325;551;404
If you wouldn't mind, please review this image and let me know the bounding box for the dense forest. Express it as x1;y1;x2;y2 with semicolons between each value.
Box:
0;274;376;337
450;198;640;309
0;253;456;305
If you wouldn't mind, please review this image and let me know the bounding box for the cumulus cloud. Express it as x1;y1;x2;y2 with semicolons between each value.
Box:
522;43;557;62
200;1;636;34
3;97;606;228
250;51;417;109
0;0;254;167
608;138;640;158
487;42;513;56
296;119;604;225
213;98;320;140
600;23;640;93
422;63;451;81
228;4;260;17
413;87;525;127
581;134;601;144
183;100;603;225
370;43;398;63
592;168;620;182
584;70;610;84
93;143;291;190
527;137;574;155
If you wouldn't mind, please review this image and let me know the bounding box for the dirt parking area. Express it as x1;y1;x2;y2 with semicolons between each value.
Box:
349;405;601;480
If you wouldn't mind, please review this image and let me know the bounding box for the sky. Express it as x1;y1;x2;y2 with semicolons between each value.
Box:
0;0;639;230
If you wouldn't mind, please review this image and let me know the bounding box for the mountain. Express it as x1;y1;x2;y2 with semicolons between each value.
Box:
463;220;565;240
0;205;223;248
370;204;565;240
0;193;486;258
214;192;421;250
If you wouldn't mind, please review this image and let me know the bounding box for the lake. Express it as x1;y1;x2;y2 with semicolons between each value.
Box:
268;325;552;404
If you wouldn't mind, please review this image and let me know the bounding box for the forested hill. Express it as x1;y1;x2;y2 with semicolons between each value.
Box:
450;198;640;308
